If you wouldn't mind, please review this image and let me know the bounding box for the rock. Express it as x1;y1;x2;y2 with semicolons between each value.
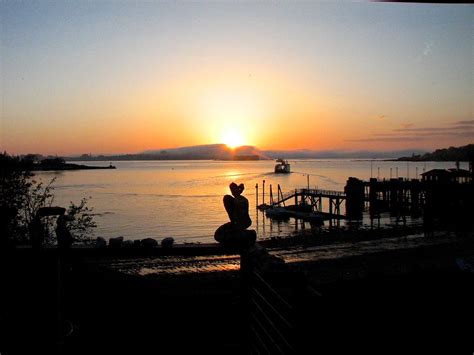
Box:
95;237;107;248
109;236;124;248
161;237;174;248
123;240;134;247
133;240;142;247
141;238;158;248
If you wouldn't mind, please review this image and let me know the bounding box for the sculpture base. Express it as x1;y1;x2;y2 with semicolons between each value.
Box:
215;228;256;250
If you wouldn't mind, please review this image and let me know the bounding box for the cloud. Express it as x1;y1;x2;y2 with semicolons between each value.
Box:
455;131;474;138
368;114;387;120
415;40;435;62
394;124;474;133
423;41;434;57
346;137;423;143
348;120;474;143
394;127;446;132
455;120;474;125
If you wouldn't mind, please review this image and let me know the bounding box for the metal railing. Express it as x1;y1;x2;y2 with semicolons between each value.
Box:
248;271;294;354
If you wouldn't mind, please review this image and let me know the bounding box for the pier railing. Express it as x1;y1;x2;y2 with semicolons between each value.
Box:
299;188;345;197
272;188;346;206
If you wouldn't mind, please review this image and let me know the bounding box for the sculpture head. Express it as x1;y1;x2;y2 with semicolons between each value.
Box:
229;182;245;197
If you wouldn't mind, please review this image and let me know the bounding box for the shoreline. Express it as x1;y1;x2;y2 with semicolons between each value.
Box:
31;163;116;171
3;228;473;353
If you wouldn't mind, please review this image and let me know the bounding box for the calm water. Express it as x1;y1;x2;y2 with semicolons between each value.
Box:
35;160;463;243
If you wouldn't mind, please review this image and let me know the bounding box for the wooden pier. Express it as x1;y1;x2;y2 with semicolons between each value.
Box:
257;183;347;220
257;170;473;225
275;188;346;218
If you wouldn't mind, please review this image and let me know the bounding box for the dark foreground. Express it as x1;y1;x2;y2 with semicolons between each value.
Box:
1;234;474;354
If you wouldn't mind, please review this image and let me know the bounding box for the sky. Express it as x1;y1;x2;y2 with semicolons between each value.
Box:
1;1;472;155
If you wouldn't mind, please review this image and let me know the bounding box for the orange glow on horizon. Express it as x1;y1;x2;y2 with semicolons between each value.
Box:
2;58;470;155
221;129;245;149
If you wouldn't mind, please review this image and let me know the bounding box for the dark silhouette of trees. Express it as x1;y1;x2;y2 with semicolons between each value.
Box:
398;144;474;161
0;153;96;247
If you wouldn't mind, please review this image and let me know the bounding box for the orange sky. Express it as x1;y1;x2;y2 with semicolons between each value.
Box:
1;2;472;155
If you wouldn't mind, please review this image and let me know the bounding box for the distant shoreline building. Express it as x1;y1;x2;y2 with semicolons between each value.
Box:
421;166;472;184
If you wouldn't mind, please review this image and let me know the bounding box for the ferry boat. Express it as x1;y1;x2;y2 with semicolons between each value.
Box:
274;159;291;174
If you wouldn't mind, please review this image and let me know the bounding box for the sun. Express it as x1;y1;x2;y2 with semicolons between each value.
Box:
222;129;244;149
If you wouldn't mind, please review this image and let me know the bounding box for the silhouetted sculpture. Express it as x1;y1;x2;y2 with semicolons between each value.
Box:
215;182;256;248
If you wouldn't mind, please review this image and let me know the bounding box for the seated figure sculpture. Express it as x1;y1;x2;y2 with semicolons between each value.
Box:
214;182;256;249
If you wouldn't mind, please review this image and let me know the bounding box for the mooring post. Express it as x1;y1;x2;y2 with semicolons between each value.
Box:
270;184;273;205
277;184;282;206
255;183;259;209
262;179;265;206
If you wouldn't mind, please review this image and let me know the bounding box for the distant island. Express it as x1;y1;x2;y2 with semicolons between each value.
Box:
65;144;433;161
68;144;269;162
397;144;474;162
218;155;261;161
30;157;116;171
18;143;474;163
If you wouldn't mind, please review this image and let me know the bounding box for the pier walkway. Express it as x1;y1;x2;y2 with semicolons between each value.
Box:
268;188;347;219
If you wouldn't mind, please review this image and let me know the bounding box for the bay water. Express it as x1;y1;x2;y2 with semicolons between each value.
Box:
35;159;462;243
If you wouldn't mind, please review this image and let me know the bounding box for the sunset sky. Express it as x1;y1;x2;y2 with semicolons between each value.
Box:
1;1;472;155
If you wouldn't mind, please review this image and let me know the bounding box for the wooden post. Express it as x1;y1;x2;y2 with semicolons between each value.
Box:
262;180;265;206
277;184;283;206
255;183;258;208
270;184;273;205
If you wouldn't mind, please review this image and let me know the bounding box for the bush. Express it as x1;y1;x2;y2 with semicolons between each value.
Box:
0;152;96;246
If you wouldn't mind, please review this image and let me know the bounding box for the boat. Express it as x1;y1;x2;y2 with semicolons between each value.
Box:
264;205;324;224
264;207;290;219
274;159;291;174
284;204;313;213
292;211;324;224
